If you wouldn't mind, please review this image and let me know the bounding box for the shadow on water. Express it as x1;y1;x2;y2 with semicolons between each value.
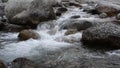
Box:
81;42;120;53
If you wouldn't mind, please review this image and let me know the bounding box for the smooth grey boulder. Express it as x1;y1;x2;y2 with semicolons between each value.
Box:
5;0;56;28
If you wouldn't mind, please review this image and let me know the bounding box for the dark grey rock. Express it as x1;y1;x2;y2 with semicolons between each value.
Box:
60;19;92;31
70;15;80;19
2;23;25;32
11;58;37;68
38;56;120;68
81;23;120;47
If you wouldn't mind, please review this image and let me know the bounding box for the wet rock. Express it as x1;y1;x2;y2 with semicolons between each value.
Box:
60;20;92;31
18;29;40;40
56;7;67;16
0;60;7;68
56;11;62;16
0;21;5;30
65;29;77;35
82;3;100;15
69;2;81;7
99;13;108;18
5;0;56;28
81;23;120;48
2;23;25;32
96;4;120;17
83;8;100;15
11;58;37;68
41;56;120;68
57;7;68;13
70;15;80;19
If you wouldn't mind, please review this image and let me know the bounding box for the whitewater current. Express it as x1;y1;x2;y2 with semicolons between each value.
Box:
0;5;119;63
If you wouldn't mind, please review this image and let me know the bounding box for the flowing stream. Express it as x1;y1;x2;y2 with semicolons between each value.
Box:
0;4;120;65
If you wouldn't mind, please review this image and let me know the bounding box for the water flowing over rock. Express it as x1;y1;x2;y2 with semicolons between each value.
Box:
18;29;40;40
5;0;56;28
60;19;92;31
1;0;120;68
81;23;120;48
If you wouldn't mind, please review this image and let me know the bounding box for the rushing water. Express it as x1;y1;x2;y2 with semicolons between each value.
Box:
0;5;119;64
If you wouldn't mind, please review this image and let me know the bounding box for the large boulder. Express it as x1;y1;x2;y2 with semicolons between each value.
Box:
96;4;120;17
5;0;56;28
5;0;33;20
11;58;37;68
18;29;40;40
81;23;120;47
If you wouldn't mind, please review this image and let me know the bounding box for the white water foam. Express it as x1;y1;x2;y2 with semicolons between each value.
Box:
0;6;107;62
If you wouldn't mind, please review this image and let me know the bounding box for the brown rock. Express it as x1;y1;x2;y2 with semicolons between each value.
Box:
11;58;36;68
69;2;82;7
0;60;6;68
65;29;78;35
18;29;40;40
96;5;120;17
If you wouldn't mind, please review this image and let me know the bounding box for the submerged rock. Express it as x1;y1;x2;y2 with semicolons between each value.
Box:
60;19;92;31
18;29;40;40
81;23;120;48
11;58;36;68
65;29;77;35
39;56;120;68
5;0;56;28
